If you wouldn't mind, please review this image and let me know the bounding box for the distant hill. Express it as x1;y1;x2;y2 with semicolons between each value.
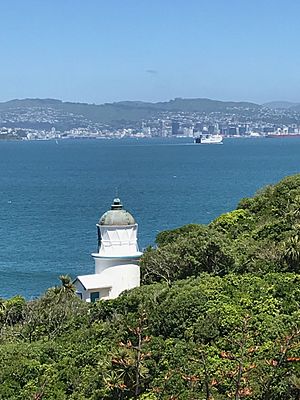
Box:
263;101;300;109
0;97;261;125
290;103;300;112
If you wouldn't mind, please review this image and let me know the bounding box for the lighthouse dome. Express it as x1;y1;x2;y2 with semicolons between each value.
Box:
99;198;136;226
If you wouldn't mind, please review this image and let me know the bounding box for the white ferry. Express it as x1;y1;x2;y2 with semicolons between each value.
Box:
194;134;223;144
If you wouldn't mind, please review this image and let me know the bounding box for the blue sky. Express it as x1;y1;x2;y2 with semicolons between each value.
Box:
1;0;300;104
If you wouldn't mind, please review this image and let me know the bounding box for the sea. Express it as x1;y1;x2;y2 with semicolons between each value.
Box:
1;137;300;299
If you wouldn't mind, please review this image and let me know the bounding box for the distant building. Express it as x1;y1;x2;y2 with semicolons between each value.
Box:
288;127;296;134
220;126;228;135
195;122;204;132
74;198;142;302
142;126;151;136
263;127;274;133
171;121;180;135
229;127;237;136
208;125;215;134
159;120;168;137
182;127;194;137
238;126;247;136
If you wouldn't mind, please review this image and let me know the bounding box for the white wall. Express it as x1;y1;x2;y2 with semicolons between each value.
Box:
74;280;90;302
93;256;139;274
74;263;140;301
97;263;140;299
74;281;111;302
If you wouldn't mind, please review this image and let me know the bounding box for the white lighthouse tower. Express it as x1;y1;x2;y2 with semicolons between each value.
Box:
74;198;142;302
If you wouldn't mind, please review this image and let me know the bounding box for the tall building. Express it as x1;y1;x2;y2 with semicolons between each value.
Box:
238;126;247;135
195;122;204;131
171;121;180;136
182;127;194;137
208;125;215;134
229;127;237;135
159;120;168;137
74;198;142;301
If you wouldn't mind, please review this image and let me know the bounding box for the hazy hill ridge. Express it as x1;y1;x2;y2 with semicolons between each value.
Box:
263;101;300;109
0;97;261;124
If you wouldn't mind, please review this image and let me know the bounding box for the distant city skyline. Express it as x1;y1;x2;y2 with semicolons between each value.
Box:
1;0;300;104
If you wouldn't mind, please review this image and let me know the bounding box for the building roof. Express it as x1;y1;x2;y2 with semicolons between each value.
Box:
98;198;136;226
74;274;112;290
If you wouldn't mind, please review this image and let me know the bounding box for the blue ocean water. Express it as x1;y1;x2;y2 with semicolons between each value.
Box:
1;137;300;298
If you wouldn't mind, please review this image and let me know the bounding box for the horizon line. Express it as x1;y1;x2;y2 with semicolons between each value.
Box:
0;97;299;107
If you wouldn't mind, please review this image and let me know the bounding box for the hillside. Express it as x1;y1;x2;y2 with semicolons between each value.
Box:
0;97;261;125
263;101;299;109
142;174;300;284
290;103;300;112
0;174;300;399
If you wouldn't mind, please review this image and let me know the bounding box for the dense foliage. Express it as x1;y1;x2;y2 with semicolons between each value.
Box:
141;174;300;284
1;175;300;399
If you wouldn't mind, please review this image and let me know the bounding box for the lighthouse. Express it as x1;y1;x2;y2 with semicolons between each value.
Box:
74;198;142;302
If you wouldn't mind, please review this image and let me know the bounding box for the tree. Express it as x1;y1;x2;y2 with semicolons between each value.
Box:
282;234;300;272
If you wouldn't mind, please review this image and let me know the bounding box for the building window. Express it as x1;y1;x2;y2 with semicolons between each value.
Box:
90;291;100;303
76;292;82;300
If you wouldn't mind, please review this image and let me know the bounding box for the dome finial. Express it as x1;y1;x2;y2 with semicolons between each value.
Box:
111;198;123;210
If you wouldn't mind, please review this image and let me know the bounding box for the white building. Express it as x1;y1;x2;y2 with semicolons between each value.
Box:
73;198;142;302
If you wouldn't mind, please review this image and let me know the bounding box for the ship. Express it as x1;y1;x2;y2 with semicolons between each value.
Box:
194;134;223;144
